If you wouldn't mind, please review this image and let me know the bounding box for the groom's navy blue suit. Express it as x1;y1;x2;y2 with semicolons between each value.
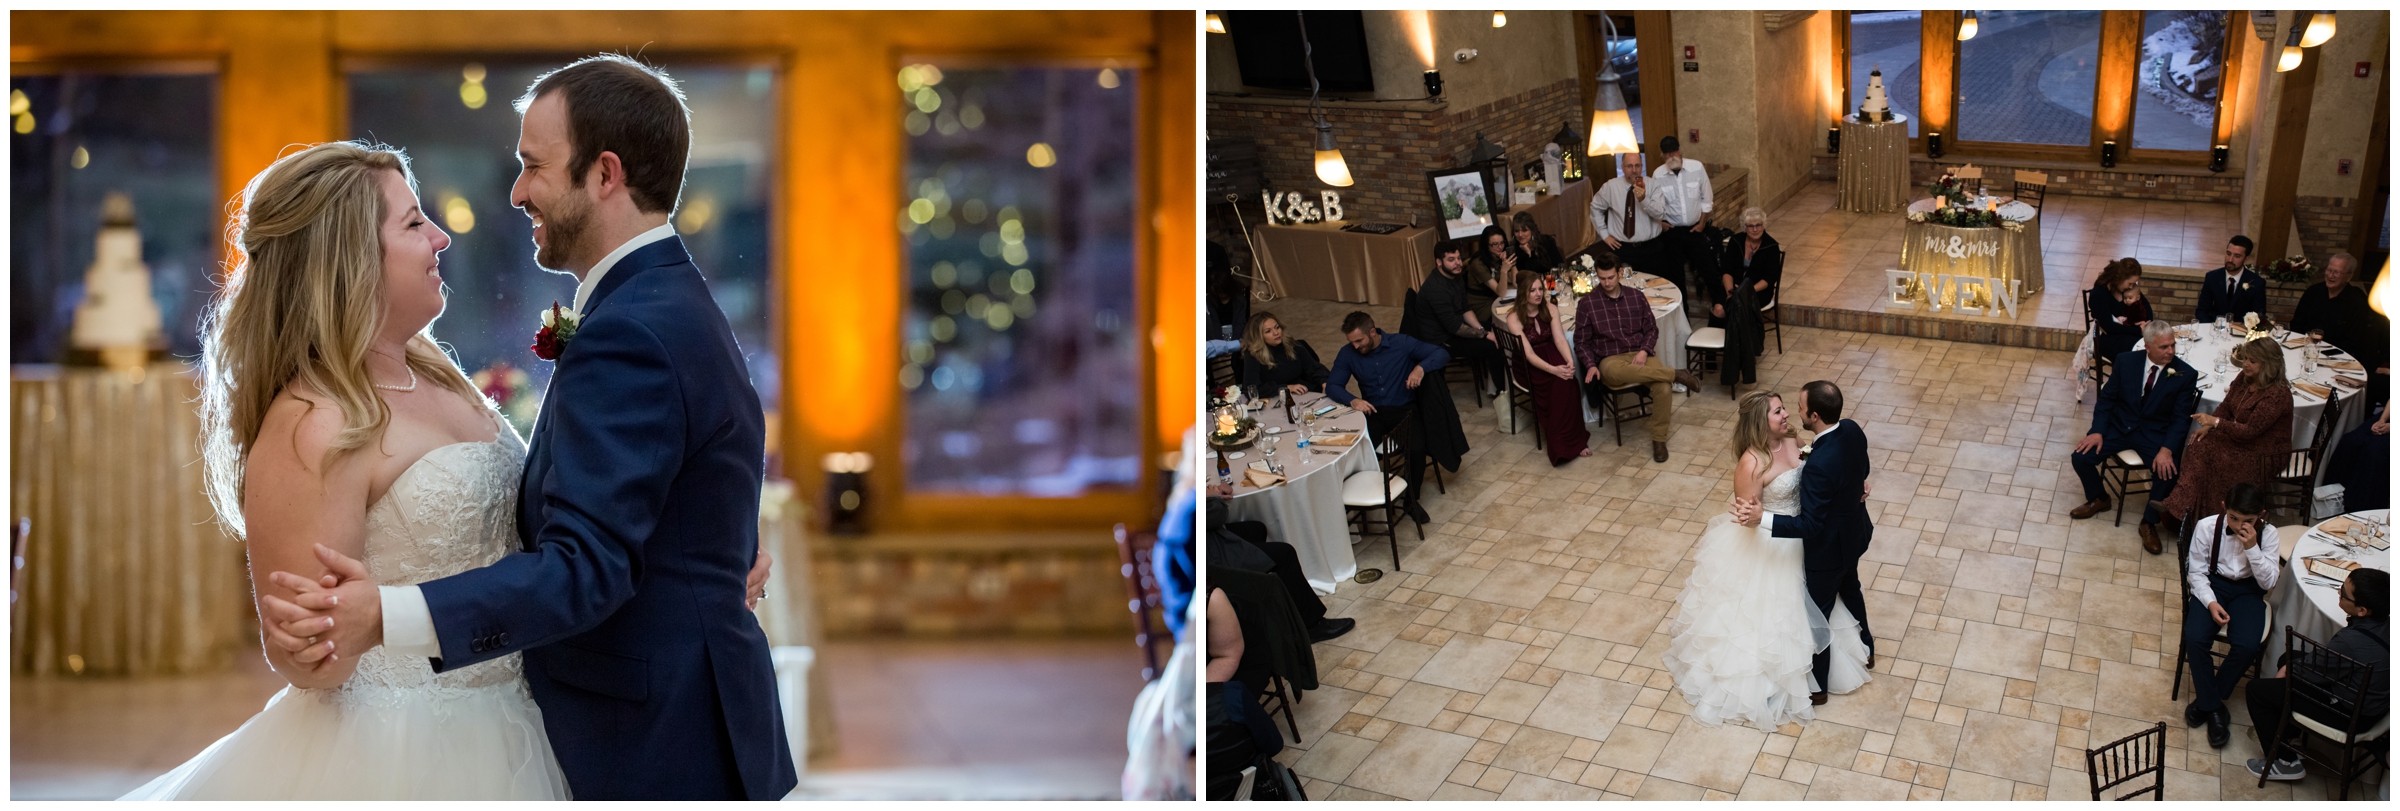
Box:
417;237;796;800
1769;419;1876;691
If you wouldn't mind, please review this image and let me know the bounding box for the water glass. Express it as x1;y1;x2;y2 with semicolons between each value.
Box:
2214;316;2228;335
1262;433;1279;469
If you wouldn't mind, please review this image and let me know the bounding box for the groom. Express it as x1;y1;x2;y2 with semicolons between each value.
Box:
1736;380;1875;703
261;55;796;800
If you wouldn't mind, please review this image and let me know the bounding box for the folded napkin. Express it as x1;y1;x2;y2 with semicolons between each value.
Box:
2322;359;2364;371
2293;381;2333;400
1645;294;1676;307
1243;467;1286;488
2333;375;2366;390
2305;556;2361;581
1312;433;1359;447
2318;515;2361;537
1641;277;1674;289
2282;336;2312;348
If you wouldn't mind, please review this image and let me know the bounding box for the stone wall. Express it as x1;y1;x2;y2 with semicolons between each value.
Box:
1801;155;2247;205
2135;264;2308;325
811;534;1132;637
2290;196;2358;263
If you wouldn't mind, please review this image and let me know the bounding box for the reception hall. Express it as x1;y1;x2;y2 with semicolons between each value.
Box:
10;9;1195;801
1203;10;2388;801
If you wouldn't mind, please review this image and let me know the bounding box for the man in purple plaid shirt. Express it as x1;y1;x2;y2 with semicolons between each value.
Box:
1574;256;1703;462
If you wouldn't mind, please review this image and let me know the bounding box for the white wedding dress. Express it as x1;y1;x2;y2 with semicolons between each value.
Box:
123;420;572;800
1662;463;1871;730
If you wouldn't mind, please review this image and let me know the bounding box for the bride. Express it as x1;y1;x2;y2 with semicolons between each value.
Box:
123;142;570;799
1662;390;1870;730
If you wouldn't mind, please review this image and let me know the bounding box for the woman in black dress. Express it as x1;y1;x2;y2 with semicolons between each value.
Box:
2087;258;2152;360
1464;225;1513;327
1708;207;1782;330
1238;312;1328;396
1509;211;1564;275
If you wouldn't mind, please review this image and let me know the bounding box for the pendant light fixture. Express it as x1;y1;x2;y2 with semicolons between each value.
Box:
1298;12;1353;187
2277;14;2307;72
2299;10;2336;48
1957;11;1979;41
1492;11;1507;28
1205;12;1226;34
1585;13;1639;158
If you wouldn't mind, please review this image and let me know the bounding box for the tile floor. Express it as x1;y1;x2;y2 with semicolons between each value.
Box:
1249;190;2376;800
12;638;1146;800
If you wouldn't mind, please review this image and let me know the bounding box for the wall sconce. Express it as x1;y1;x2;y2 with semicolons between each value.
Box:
1204;12;1225;34
1492;11;1507;28
2299;10;2336;48
1957;11;1979;41
1423;70;1443;98
822;452;874;535
2100;139;2118;168
1927;131;1943;158
2209;144;2229;173
1827;125;1841;154
2278;16;2306;72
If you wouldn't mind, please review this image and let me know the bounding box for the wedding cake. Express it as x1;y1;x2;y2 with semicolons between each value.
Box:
70;192;164;370
1857;68;1893;122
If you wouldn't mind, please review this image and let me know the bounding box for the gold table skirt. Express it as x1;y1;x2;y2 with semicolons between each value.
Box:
1899;217;2046;297
1837;115;1912;213
11;364;250;676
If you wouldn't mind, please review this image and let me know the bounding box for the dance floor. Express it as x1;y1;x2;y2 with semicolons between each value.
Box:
11;637;1148;800
1238;313;2378;799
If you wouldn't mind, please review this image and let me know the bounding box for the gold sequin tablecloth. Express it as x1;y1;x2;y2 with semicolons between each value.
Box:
1837;114;1911;213
1898;204;2046;297
10;364;250;676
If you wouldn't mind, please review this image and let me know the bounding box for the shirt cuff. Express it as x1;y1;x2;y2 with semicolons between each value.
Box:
378;584;442;658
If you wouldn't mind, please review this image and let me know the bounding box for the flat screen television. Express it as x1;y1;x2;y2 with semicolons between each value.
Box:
1226;11;1375;94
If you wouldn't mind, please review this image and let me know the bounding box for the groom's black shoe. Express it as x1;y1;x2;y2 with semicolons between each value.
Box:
1810;692;1828;705
1309;618;1358;643
1865;652;1875;671
2207;706;2232;749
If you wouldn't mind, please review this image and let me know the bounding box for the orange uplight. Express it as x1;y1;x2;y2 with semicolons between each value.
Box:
2371;258;2395;317
1399;10;1436;69
790;48;897;447
1154;21;1198;447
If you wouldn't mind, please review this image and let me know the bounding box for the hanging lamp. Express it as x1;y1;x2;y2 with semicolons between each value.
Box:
1298;12;1353;186
1586;13;1639;158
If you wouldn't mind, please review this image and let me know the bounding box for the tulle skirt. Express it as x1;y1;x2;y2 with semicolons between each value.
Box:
119;678;570;800
1663;513;1871;730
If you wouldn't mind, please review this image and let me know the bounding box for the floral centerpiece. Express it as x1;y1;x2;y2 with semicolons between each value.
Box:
1207;401;1259;451
1909;171;2003;228
2261;254;2313;285
1568;254;1599;295
2241;311;2276;342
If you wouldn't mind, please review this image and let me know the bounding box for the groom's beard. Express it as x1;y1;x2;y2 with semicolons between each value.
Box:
532;183;597;273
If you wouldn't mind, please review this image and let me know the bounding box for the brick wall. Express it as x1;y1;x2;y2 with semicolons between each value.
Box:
2291;196;2355;264
1802;155;2245;204
2137;265;2308;325
811;537;1130;637
1206;78;1584;226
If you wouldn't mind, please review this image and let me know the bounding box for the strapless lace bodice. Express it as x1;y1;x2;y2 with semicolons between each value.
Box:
1761;464;1804;516
315;425;528;708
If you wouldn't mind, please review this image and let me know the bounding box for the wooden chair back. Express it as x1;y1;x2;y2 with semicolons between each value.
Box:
2084;721;2167;800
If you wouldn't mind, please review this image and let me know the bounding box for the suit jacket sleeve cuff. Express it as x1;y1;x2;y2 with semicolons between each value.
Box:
379;584;442;659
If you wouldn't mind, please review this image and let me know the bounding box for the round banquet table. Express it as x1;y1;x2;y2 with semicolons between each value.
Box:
1494;270;1686;426
2265;509;2387;666
1219;397;1374;594
2172;324;2369;461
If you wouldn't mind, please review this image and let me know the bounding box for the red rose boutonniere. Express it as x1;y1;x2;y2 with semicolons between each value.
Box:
532;302;580;361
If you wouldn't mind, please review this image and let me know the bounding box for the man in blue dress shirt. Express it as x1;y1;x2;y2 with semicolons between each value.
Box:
1327;311;1448;524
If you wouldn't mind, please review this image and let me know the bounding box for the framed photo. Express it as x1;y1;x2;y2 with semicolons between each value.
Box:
1426;164;1506;240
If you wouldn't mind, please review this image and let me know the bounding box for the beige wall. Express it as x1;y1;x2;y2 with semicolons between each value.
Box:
1205;10;1575;112
1669;11;1760;184
1669;11;1836;214
2239;10;2388;245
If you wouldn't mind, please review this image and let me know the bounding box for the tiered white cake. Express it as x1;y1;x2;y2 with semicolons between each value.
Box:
70;192;164;368
1858;68;1893;122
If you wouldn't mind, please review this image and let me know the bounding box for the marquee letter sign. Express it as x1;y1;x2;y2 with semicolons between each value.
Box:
1261;190;1345;225
1884;269;2021;318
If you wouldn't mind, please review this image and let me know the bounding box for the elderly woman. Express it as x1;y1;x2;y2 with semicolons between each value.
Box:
2088;258;2153;361
1238;312;1328;396
1702;207;1779;385
2160;337;2295;527
1509;210;1565;275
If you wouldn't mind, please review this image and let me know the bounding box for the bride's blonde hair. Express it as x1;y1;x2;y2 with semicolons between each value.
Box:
1731;389;1788;467
199;142;476;537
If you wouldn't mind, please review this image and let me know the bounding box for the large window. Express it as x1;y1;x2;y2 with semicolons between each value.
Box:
348;60;779;433
10;70;217;364
1955;10;2103;146
2130;11;2228;152
898;62;1141;497
1847;11;1922;138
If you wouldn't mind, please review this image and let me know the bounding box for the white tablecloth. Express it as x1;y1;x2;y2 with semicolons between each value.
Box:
2266;509;2388;665
1496;272;1685;426
2174;325;2369;452
1220;399;1373;594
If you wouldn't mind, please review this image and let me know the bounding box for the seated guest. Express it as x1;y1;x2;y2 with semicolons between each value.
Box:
2179;483;2282;750
1572;257;1705;463
1497;270;1593;465
2193;235;2266;324
1326;311;1447;523
2324;400;2390;513
1404;240;1502;391
2087;257;2153;361
1590;154;1666;284
2289;251;2390;403
1708;206;1780;328
2069;322;2197;554
1508;210;1565;275
2245;568;2387;781
1463;225;1510;329
2159;337;2293;529
1238;312;1327;396
1206;498;1354;642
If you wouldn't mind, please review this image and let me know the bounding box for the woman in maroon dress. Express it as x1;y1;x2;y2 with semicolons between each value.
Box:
1499;270;1592;465
2160;337;2294;526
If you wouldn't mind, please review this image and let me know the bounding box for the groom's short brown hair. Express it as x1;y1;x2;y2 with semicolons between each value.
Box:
517;54;690;215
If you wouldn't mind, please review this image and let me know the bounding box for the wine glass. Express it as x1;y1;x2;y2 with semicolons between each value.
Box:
1261;432;1280;472
1302;408;1320;442
2214;315;2229;336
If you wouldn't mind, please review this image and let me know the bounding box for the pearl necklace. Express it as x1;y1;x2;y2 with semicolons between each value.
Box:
373;364;419;393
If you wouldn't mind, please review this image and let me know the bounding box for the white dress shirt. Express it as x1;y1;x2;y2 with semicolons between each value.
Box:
2184;513;2281;607
1646;160;1714;228
380;222;679;659
1590;176;1665;244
